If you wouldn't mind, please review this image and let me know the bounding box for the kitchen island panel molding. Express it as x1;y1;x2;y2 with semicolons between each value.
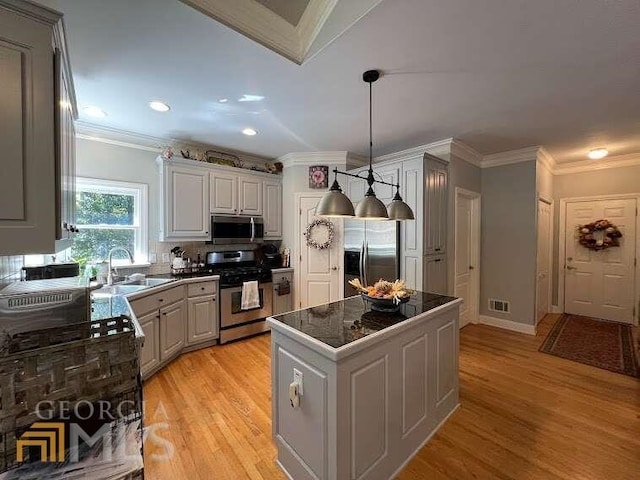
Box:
269;295;461;480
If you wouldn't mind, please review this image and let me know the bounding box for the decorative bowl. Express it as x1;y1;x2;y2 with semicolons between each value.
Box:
360;293;410;312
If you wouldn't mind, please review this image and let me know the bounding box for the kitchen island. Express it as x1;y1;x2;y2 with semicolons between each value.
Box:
267;292;462;480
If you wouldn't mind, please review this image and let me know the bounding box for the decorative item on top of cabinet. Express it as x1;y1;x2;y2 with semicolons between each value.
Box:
0;2;76;254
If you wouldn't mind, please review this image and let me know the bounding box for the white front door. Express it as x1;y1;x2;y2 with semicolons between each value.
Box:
564;198;637;324
454;190;480;328
298;196;342;309
536;200;552;324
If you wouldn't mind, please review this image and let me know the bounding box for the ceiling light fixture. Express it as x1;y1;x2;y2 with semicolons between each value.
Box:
242;127;258;136
149;101;170;112
238;94;265;102
588;148;608;160
218;98;229;103
316;70;414;221
83;105;107;118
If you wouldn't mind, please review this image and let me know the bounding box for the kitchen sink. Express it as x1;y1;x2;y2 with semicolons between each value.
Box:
93;284;149;297
124;278;175;287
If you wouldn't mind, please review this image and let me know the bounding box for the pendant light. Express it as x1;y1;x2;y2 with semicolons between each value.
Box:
315;70;414;221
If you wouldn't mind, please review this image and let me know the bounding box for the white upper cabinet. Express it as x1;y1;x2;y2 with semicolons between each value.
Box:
160;163;209;241
374;163;401;204
345;168;368;205
425;157;448;255
263;179;282;238
238;175;263;216
210;171;263;216
0;4;75;254
210;170;238;214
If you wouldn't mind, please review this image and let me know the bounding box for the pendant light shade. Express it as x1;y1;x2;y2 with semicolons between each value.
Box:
314;69;414;222
315;179;355;217
387;190;415;220
355;188;388;220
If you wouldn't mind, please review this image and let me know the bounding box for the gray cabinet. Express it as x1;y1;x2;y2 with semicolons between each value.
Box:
186;280;219;345
138;310;160;377
263;179;282;239
210;170;264;216
238;175;263;215
424;254;447;295
0;3;76;254
272;270;293;315
159;163;210;241
425;157;448;255
159;300;186;361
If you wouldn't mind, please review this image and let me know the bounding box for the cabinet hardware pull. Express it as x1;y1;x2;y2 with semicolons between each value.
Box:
201;287;205;290
435;248;441;251
159;298;163;302
434;259;442;262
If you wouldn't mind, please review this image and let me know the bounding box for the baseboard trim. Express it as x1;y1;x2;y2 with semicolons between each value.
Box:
478;315;536;335
551;305;563;314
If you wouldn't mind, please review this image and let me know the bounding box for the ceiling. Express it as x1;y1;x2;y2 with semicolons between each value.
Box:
35;0;640;163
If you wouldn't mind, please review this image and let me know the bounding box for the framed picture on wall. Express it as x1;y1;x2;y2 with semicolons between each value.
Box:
309;165;329;189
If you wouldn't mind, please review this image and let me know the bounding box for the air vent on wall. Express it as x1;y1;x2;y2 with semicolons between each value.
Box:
488;299;510;313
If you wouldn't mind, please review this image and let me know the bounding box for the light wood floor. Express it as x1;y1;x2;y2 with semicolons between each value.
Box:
143;315;640;479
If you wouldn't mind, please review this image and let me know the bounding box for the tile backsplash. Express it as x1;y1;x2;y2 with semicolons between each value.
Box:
0;255;24;286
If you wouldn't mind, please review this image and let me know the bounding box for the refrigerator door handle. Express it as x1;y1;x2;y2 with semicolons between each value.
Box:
360;242;366;286
363;242;369;287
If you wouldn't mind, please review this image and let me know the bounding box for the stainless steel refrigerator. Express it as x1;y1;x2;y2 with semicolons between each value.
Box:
343;220;400;298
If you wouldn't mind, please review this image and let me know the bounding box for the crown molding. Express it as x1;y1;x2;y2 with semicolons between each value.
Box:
450;139;483;167
482;146;539;168
553;153;640;175
75;122;271;163
0;0;61;25
179;0;337;64
536;146;556;172
278;151;354;168
374;139;454;164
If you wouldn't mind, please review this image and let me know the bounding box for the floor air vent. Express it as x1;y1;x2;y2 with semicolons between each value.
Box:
489;299;510;313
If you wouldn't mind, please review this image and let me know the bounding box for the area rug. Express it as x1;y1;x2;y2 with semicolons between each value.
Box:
539;314;639;378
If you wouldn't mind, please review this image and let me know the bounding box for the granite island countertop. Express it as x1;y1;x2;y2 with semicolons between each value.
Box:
268;291;462;361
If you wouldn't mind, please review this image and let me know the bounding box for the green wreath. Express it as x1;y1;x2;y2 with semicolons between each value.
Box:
577;219;622;251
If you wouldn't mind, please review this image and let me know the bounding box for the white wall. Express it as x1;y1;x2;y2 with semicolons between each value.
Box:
480;161;538;326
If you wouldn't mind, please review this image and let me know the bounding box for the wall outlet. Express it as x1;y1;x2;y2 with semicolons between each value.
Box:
293;368;303;395
162;253;170;263
149;253;157;264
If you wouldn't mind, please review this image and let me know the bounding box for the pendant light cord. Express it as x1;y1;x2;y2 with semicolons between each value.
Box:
367;77;374;189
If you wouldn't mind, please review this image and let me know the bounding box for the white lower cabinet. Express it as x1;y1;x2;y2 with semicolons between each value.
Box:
424;255;447;294
187;281;218;344
137;310;160;377
159;300;186;361
272;270;293;315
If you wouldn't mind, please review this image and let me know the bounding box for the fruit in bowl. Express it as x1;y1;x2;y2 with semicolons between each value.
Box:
349;279;414;311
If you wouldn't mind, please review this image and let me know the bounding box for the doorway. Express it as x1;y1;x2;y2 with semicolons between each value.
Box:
295;194;343;309
454;188;481;328
536;199;552;324
560;195;638;325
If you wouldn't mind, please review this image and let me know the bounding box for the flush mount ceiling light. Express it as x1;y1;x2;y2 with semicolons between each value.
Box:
588;148;608;160
242;127;258;136
316;70;414;221
83;105;107;118
149;101;170;112
238;94;265;102
218;98;229;103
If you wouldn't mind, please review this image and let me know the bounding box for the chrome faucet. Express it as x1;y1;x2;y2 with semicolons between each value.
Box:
107;247;134;285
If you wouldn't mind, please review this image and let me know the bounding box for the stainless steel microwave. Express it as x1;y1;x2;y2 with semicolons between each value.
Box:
208;215;264;245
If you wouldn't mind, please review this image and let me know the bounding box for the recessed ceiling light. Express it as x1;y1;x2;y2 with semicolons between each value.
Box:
149;101;170;112
238;94;265;103
218;98;229;103
588;148;608;160
83;105;107;118
242;128;258;136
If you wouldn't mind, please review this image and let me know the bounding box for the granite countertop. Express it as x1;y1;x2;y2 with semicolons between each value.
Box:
269;292;458;350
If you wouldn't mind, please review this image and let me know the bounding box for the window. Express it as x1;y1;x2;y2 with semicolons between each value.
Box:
71;178;148;266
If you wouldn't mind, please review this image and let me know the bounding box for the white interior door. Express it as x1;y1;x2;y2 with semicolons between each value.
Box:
298;196;342;309
536;200;552;324
454;191;480;328
564;198;637;324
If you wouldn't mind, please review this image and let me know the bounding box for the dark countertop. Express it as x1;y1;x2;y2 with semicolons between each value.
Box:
270;292;457;350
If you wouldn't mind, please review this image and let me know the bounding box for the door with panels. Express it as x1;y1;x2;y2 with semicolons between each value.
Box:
564;198;637;324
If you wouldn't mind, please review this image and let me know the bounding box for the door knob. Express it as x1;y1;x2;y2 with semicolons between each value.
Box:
566;265;577;270
469;266;474;270
331;266;338;271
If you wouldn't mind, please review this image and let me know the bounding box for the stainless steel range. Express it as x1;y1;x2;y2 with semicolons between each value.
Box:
206;250;272;344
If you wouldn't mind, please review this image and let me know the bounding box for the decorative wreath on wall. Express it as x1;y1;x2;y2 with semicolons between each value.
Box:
304;218;335;250
577;219;623;251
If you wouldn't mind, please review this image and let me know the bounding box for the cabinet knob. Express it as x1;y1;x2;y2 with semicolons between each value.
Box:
201;287;205;291
159;298;164;302
163;312;167;316
156;315;160;319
